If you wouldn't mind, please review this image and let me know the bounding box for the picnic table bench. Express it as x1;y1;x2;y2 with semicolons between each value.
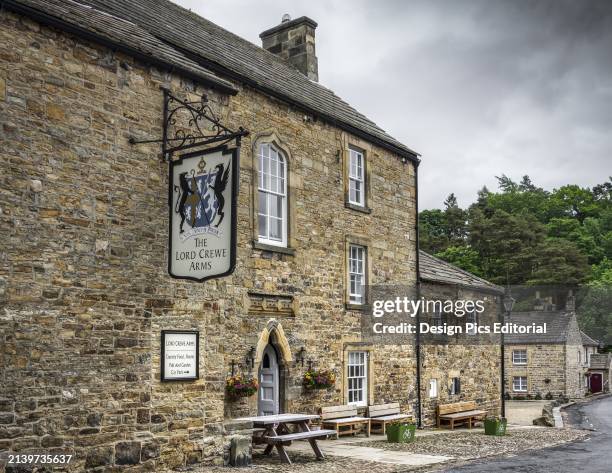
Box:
437;401;486;429
236;413;336;464
320;405;370;439
367;402;413;434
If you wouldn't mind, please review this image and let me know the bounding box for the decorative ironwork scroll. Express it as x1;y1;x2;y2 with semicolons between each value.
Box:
129;88;249;161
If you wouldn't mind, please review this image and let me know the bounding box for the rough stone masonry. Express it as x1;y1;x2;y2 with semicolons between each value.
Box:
0;6;422;471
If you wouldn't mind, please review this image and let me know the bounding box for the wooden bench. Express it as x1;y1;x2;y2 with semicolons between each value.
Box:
437;401;486;430
367;402;413;434
262;429;336;464
320;405;370;439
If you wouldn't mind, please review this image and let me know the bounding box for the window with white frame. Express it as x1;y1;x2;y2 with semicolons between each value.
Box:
348;244;366;304
513;376;527;392
429;378;438;398
512;350;527;365
347;351;368;406
348;148;365;207
431;309;442;326
258;143;287;246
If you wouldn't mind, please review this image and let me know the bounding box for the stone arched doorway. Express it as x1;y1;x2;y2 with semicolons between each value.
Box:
255;320;293;415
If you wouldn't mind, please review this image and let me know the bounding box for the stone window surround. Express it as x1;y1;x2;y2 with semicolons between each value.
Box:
342;342;374;407
250;131;296;256
344;234;372;311
342;134;373;214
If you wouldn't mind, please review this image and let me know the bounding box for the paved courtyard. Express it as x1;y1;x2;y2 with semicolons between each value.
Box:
190;423;587;472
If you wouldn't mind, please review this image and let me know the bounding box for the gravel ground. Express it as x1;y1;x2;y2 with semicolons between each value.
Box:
363;428;588;460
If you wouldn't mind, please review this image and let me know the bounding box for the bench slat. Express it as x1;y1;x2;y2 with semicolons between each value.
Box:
370;413;412;422
264;430;336;443
320;405;358;420
322;416;369;424
368;402;400;417
438;401;477;416
439;410;486;420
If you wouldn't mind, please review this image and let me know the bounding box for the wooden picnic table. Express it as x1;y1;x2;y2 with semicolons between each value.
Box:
235;413;336;464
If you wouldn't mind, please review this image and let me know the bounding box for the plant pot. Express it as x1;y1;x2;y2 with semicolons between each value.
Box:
386;423;416;443
484;418;507;436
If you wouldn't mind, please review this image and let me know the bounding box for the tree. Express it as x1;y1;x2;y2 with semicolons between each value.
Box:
434;246;483;276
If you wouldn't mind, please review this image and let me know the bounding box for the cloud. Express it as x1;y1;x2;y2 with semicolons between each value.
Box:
173;0;612;208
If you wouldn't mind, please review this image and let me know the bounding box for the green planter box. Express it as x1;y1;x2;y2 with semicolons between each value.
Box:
386;423;416;443
484;418;507;436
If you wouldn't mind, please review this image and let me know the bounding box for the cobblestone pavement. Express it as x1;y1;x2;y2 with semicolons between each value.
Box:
184;426;587;473
364;427;587;460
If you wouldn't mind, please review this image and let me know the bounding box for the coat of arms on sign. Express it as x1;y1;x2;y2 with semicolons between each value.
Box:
174;155;230;241
168;145;239;282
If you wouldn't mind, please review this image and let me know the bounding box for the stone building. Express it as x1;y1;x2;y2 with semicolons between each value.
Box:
0;0;421;470
418;251;503;426
504;309;592;400
587;353;612;394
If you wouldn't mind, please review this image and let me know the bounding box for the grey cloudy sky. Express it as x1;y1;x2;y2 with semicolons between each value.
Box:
174;0;612;209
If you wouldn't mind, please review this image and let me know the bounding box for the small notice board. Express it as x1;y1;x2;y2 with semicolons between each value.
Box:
161;330;199;381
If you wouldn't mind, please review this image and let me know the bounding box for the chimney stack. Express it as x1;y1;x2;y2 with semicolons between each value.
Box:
260;15;319;81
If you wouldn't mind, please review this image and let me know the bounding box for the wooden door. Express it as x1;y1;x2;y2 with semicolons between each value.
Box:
258;345;279;415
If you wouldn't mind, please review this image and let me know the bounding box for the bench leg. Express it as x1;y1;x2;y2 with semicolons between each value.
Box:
366;421;371;437
468;418;472;429
263;444;274;455
309;439;324;460
450;419;454;430
276;444;291;464
382;421;385;436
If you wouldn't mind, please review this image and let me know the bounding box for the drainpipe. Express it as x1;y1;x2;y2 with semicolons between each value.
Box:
414;161;423;428
500;296;506;417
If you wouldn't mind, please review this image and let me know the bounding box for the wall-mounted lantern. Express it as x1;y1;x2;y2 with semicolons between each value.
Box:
246;346;256;369
296;347;306;367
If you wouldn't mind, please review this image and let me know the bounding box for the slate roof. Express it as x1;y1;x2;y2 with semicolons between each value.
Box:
6;0;419;160
4;0;237;93
589;353;612;370
504;311;576;344
419;251;503;293
581;331;600;347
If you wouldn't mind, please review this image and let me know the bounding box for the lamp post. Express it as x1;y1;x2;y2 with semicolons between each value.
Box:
501;286;516;417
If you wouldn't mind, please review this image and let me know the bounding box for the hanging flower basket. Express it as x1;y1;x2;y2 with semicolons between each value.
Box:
303;369;336;390
226;375;258;401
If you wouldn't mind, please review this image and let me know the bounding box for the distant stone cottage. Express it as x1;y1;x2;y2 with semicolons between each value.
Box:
504;308;600;400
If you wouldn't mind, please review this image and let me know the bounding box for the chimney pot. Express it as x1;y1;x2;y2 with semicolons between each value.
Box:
282;13;291;23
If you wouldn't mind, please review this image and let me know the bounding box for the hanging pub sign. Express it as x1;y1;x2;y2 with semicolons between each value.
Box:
161;330;199;381
169;145;239;281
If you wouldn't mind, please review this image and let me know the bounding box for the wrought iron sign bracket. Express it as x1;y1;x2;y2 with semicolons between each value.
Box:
129;87;249;161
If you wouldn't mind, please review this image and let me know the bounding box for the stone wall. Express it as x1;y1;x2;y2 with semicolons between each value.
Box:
504;314;587;400
419;283;502;426
504;345;566;399
0;10;417;471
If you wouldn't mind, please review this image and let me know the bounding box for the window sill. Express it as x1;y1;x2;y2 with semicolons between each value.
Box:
345;303;369;312
253;241;296;256
345;202;371;214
